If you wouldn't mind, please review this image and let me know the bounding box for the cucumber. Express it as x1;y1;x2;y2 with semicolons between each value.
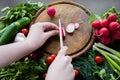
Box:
0;17;30;45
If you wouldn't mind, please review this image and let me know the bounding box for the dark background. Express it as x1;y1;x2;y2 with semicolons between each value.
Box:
0;0;120;14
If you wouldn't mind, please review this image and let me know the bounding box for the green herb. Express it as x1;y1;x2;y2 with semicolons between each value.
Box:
88;7;120;23
93;43;120;76
0;1;45;32
72;50;118;80
0;57;48;80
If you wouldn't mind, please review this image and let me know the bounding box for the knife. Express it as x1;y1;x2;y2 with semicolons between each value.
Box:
58;18;63;48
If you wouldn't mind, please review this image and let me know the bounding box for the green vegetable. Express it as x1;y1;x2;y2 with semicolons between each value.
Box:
0;17;30;45
89;7;120;23
0;57;48;80
72;50;117;80
93;43;120;76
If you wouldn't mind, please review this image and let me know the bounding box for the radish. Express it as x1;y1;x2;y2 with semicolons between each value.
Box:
66;23;75;33
14;32;26;42
98;27;110;38
47;6;56;17
109;21;119;33
92;20;101;29
101;19;109;27
74;23;79;29
111;31;120;40
61;27;66;37
100;37;111;44
107;13;117;22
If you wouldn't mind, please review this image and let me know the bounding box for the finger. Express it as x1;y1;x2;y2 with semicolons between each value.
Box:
42;22;59;31
45;30;59;38
57;46;68;58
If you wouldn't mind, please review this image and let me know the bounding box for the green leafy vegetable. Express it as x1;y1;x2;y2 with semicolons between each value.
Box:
93;43;120;76
0;57;48;80
72;50;117;80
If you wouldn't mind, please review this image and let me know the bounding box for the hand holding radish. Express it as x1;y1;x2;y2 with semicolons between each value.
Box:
45;46;75;80
26;22;59;50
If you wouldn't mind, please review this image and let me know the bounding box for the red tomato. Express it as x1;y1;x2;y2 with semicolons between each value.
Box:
42;73;47;79
29;53;37;59
74;69;80;77
94;55;103;64
50;54;56;59
21;28;29;35
45;56;55;65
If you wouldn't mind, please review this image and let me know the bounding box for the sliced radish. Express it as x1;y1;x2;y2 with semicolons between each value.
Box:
74;23;80;29
61;27;66;37
66;23;75;33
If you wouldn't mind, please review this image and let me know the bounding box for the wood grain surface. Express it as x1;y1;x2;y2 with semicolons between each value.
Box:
30;1;95;58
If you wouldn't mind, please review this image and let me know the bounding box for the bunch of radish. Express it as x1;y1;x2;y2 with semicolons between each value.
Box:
92;13;120;44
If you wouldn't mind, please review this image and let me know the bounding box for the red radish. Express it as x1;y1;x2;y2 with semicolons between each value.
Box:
111;31;120;40
47;6;56;17
109;21;119;33
100;37;111;44
101;19;109;27
98;27;110;38
94;29;99;37
74;23;79;29
107;13;117;22
61;27;66;37
66;23;75;33
92;20;101;29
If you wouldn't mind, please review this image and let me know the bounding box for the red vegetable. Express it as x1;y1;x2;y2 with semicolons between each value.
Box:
50;54;57;59
45;54;56;65
61;27;66;37
74;69;80;77
47;6;56;17
29;53;37;59
42;73;47;79
109;21;120;33
98;27;110;38
94;55;103;64
21;28;29;35
74;23;79;29
66;23;75;33
92;20;101;29
107;13;117;22
101;19;109;27
100;37;111;44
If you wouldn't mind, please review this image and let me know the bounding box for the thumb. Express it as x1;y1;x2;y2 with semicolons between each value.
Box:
57;46;68;58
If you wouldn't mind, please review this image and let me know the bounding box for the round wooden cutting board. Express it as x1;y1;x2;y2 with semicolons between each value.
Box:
30;1;95;58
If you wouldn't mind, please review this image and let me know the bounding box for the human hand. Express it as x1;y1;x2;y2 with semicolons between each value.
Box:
25;22;59;50
45;46;75;80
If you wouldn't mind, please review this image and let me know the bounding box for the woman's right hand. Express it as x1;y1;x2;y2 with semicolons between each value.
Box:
45;46;75;80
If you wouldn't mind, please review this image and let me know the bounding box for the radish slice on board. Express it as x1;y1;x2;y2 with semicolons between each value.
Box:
74;23;79;29
62;27;66;37
66;23;75;33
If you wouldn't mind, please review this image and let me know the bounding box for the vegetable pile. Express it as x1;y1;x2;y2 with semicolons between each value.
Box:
0;1;120;80
93;43;120;76
89;7;120;44
0;1;45;45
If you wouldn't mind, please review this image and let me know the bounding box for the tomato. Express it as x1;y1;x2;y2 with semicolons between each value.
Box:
74;69;80;77
21;28;29;35
42;73;47;79
29;53;37;59
45;56;55;65
50;54;56;59
94;55;103;64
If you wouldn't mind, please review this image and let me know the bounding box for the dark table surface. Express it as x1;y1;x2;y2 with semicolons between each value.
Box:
0;0;120;14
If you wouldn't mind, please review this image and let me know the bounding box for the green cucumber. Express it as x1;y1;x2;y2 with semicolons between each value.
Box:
0;17;30;45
